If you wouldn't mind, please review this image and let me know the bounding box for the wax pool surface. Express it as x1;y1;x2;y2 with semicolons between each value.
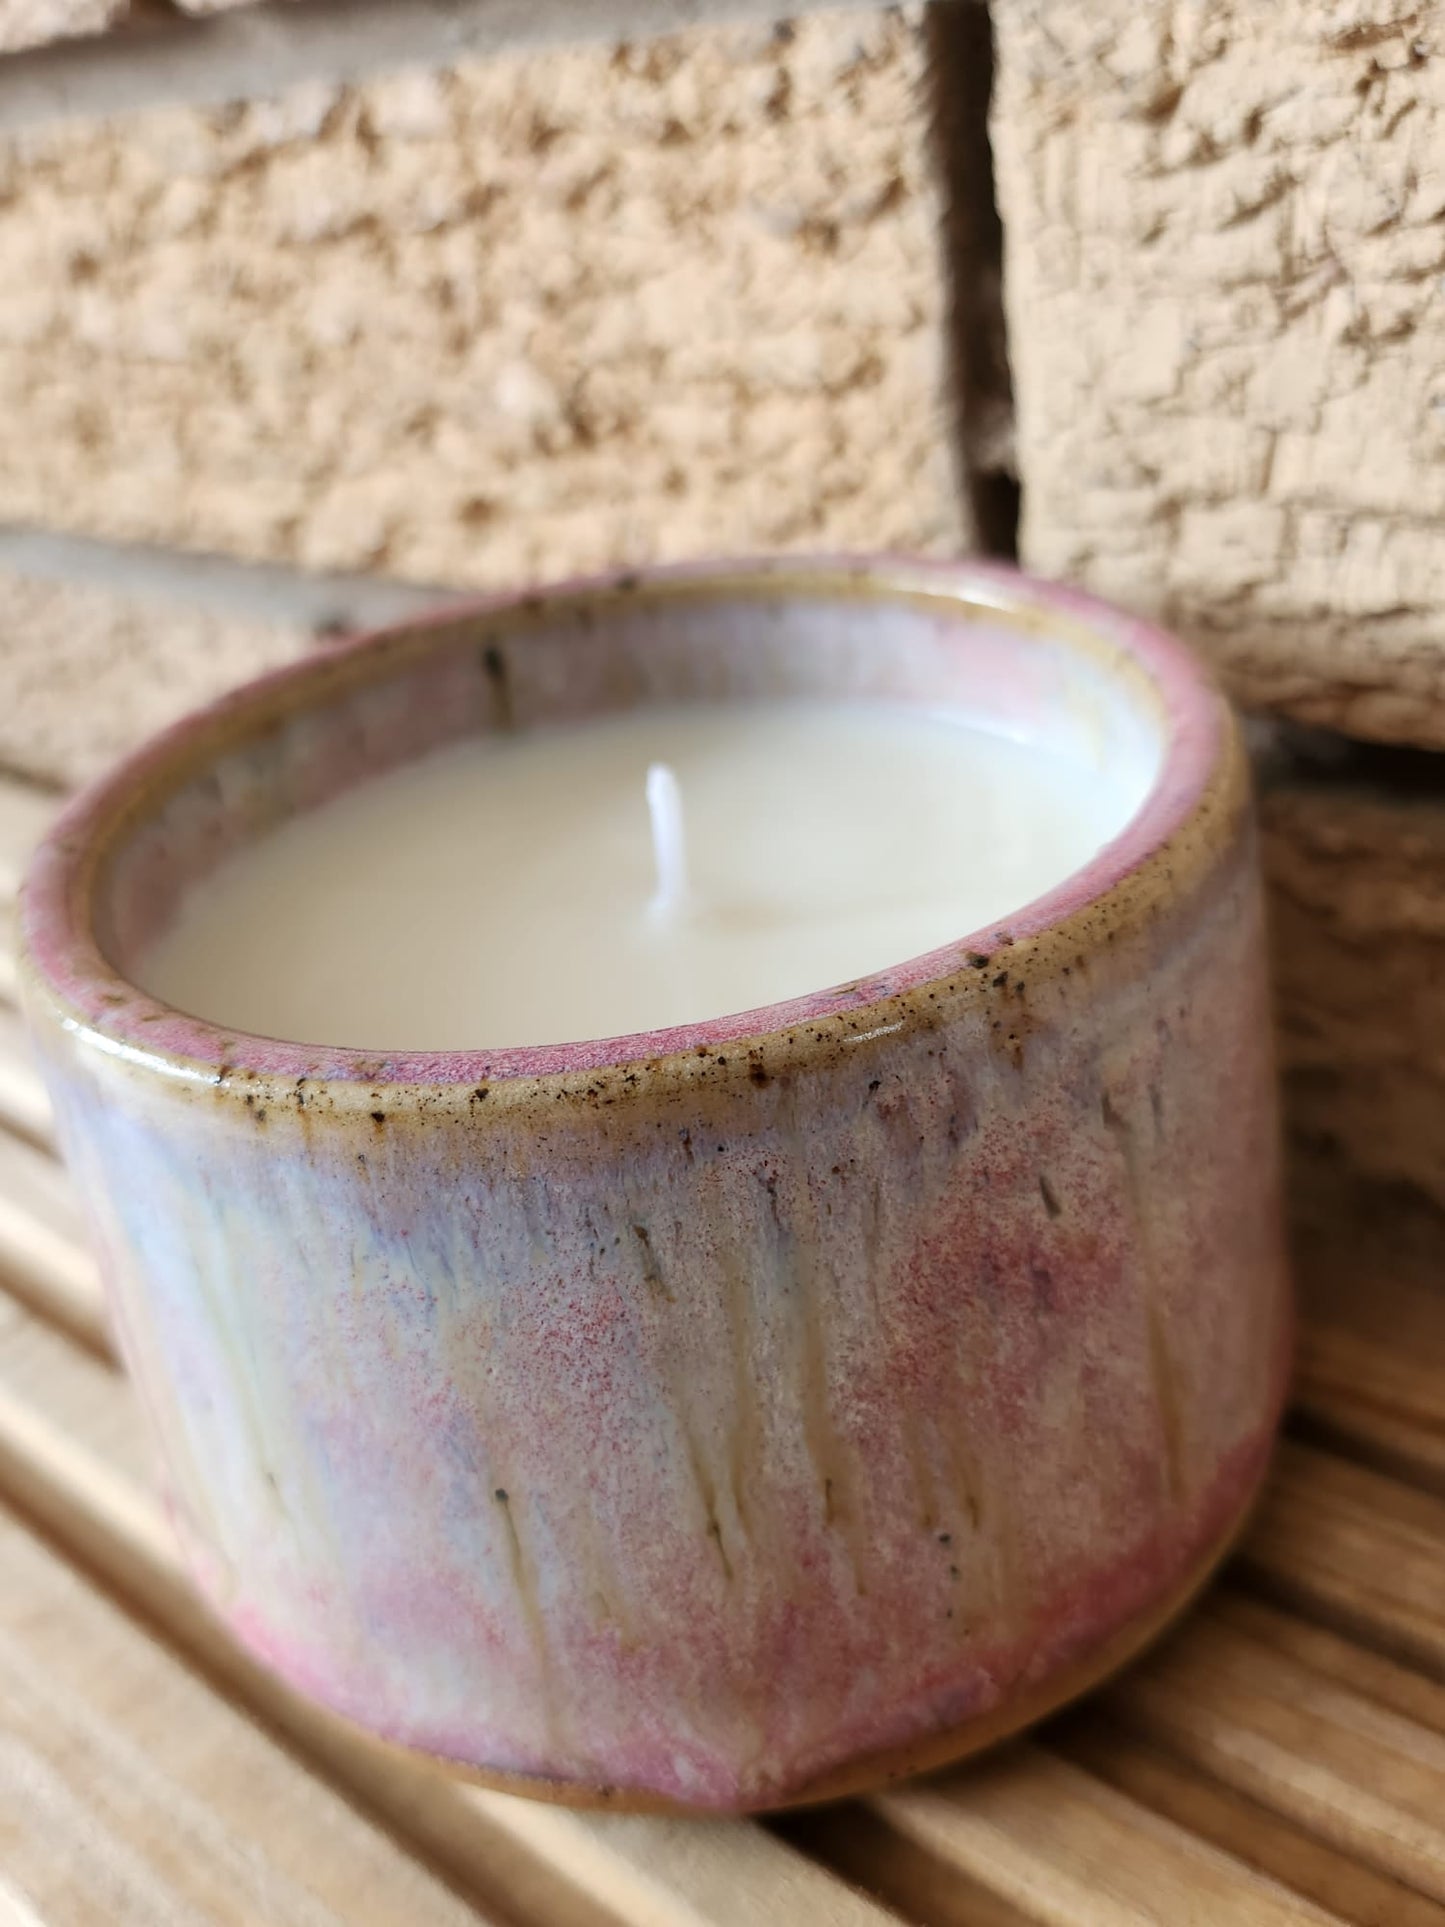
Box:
138;702;1154;1051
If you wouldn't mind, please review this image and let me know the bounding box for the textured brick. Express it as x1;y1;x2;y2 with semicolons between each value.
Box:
994;0;1445;748
0;0;125;53
0;8;967;590
0;569;307;789
1262;756;1445;1207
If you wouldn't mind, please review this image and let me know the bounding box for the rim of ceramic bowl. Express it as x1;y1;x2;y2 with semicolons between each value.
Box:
18;554;1243;1097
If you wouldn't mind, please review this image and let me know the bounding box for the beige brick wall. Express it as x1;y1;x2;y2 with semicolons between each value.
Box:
993;0;1445;749
0;569;307;788
0;0;257;55
0;0;124;54
0;7;968;589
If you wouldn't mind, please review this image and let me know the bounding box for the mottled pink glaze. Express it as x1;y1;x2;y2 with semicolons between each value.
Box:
19;557;1290;1811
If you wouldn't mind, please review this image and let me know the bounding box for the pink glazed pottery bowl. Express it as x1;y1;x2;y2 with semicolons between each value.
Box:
18;557;1290;1814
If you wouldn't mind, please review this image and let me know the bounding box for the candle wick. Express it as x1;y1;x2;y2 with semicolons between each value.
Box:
645;762;690;922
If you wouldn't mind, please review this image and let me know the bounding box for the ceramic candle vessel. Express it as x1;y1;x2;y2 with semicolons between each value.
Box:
18;558;1290;1814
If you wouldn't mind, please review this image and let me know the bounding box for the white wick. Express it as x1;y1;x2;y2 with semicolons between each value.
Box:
646;761;690;922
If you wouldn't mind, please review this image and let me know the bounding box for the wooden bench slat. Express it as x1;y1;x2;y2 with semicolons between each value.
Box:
777;1803;1042;1927
0;1500;501;1927
1212;1595;1445;1738
0;1005;53;1150
1100;1607;1445;1902
0;775;54;913
0;1308;899;1927
1241;1443;1445;1683
0;1128;109;1356
0;1288;144;1484
1057;1710;1445;1927
1291;1196;1445;1499
871;1748;1347;1926
0;778;52;1010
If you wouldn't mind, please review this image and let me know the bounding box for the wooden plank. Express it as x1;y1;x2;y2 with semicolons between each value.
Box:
0;1500;499;1927
0;1005;53;1149
1057;1711;1445;1927
1291;1193;1445;1499
0;1129;108;1356
1241;1442;1445;1684
0;773;53;1010
0;1876;48;1927
1297;1392;1445;1509
869;1747;1346;1925
787;1654;1443;1927
1098;1605;1445;1903
0;1288;145;1486
0;1306;898;1927
1212;1594;1445;1740
777;1804;1040;1927
0;773;53;910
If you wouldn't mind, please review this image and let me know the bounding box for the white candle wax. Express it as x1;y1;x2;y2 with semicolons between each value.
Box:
138;701;1153;1052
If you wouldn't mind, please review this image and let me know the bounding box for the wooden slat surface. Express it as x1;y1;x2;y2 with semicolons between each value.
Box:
0;1505;498;1927
0;1312;899;1927
0;775;56;909
4;766;1445;1924
1293;1197;1445;1498
1058;1710;1445;1927
873;1751;1342;1925
0;1131;106;1354
0;774;51;1010
0;1004;53;1149
1097;1608;1445;1902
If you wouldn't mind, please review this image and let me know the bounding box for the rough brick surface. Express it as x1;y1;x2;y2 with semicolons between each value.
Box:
0;9;967;589
0;570;308;789
1262;767;1445;1207
0;0;125;53
994;0;1445;748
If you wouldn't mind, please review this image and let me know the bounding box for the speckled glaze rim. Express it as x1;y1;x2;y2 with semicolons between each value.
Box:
20;555;1242;1099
